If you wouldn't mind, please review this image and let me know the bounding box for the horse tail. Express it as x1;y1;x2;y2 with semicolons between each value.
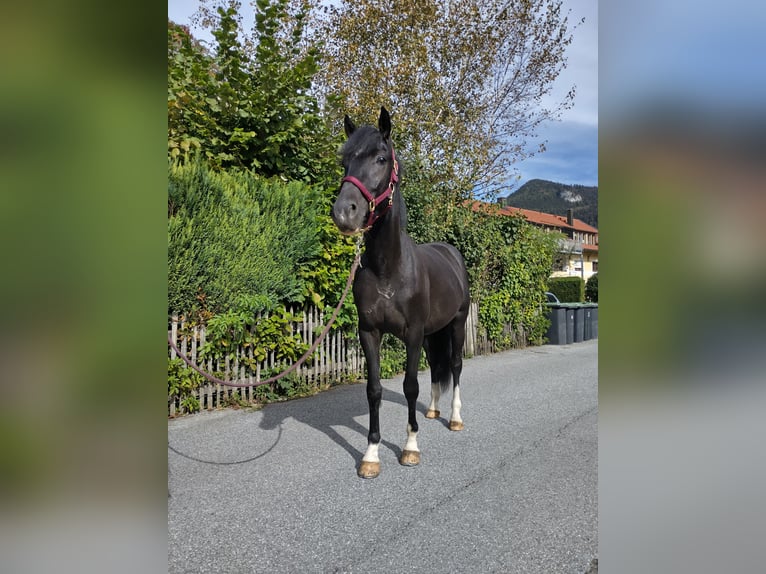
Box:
425;328;453;393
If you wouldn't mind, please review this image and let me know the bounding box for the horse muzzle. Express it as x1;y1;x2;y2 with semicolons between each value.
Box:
332;183;368;235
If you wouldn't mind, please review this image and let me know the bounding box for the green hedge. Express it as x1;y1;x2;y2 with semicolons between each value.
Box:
585;273;598;303
446;207;561;349
548;276;585;302
168;159;321;317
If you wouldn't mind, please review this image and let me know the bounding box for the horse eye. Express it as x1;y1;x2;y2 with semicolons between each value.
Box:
376;156;386;164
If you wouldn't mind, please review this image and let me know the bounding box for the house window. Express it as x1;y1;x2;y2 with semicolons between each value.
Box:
593;261;598;272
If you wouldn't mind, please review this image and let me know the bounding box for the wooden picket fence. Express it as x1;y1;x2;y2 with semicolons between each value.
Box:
168;301;514;416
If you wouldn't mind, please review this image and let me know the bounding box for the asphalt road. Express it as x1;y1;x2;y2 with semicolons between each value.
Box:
168;340;597;573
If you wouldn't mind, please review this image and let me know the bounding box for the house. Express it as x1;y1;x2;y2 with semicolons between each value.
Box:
470;201;599;280
503;206;598;279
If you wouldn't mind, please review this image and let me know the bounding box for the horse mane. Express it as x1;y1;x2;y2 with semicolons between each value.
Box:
394;165;407;232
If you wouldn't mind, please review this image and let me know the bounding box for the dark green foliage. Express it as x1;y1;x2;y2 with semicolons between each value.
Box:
398;154;472;246
446;205;561;349
199;306;307;366
168;159;320;317
168;20;216;161
168;357;203;413
500;179;598;228
296;189;359;331
168;1;339;184
585;273;598;303
379;334;427;379
548;276;585;303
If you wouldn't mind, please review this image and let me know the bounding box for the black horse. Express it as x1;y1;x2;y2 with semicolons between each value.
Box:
332;106;470;479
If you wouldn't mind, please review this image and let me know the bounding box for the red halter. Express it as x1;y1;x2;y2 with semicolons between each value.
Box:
340;147;399;230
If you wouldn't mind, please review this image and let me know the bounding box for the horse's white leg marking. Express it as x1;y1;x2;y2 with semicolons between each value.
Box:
400;423;421;466
404;424;419;452
426;383;440;418
362;442;380;463
449;386;464;431
451;386;462;423
359;442;382;478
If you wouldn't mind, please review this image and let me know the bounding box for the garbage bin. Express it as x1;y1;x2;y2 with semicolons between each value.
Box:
544;304;567;345
583;304;596;340
573;304;585;343
582;305;591;340
589;304;598;339
564;304;575;344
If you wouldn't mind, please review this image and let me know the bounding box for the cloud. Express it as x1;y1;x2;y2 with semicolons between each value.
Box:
515;120;598;186
513;0;598;187
542;0;598;128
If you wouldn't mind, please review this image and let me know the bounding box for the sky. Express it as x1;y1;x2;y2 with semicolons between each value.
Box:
168;0;599;189
600;0;766;120
512;0;598;189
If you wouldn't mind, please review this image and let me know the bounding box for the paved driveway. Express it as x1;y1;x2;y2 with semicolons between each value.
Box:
169;340;597;573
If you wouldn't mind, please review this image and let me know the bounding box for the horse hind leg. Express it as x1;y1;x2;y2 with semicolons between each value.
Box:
423;330;450;419
448;315;467;432
448;388;464;431
425;383;441;419
425;368;442;420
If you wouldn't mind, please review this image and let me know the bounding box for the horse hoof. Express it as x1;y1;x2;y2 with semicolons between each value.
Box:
399;450;421;466
449;420;464;431
425;409;440;419
358;461;380;479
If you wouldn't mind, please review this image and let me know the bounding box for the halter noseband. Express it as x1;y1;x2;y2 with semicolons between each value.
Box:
340;147;399;230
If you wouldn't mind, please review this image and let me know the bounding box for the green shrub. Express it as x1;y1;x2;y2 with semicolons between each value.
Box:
168;159;321;317
445;207;560;349
585;273;598;303
168;357;203;413
548;276;585;302
378;334;427;379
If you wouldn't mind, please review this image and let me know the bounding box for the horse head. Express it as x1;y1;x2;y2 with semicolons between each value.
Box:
332;106;399;235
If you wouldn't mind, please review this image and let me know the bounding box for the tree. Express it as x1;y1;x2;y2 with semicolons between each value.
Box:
310;0;577;199
170;1;358;320
169;0;340;184
168;20;216;161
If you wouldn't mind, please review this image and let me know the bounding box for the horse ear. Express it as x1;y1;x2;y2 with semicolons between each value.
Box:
378;106;391;140
344;115;356;138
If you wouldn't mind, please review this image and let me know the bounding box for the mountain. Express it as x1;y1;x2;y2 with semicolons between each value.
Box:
499;179;598;228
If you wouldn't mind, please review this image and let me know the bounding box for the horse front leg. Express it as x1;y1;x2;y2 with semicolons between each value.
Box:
358;328;382;479
400;332;424;467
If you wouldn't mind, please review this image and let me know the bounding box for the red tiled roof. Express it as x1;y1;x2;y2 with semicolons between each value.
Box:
468;201;598;233
501;206;599;233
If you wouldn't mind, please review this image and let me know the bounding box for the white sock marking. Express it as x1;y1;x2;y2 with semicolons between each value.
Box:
362;442;380;463
428;383;441;413
451;386;462;423
404;424;419;453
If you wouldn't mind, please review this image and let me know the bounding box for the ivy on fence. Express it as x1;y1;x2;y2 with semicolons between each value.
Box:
168;307;366;416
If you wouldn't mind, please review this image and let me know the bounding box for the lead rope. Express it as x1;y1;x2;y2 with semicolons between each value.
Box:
167;237;363;388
